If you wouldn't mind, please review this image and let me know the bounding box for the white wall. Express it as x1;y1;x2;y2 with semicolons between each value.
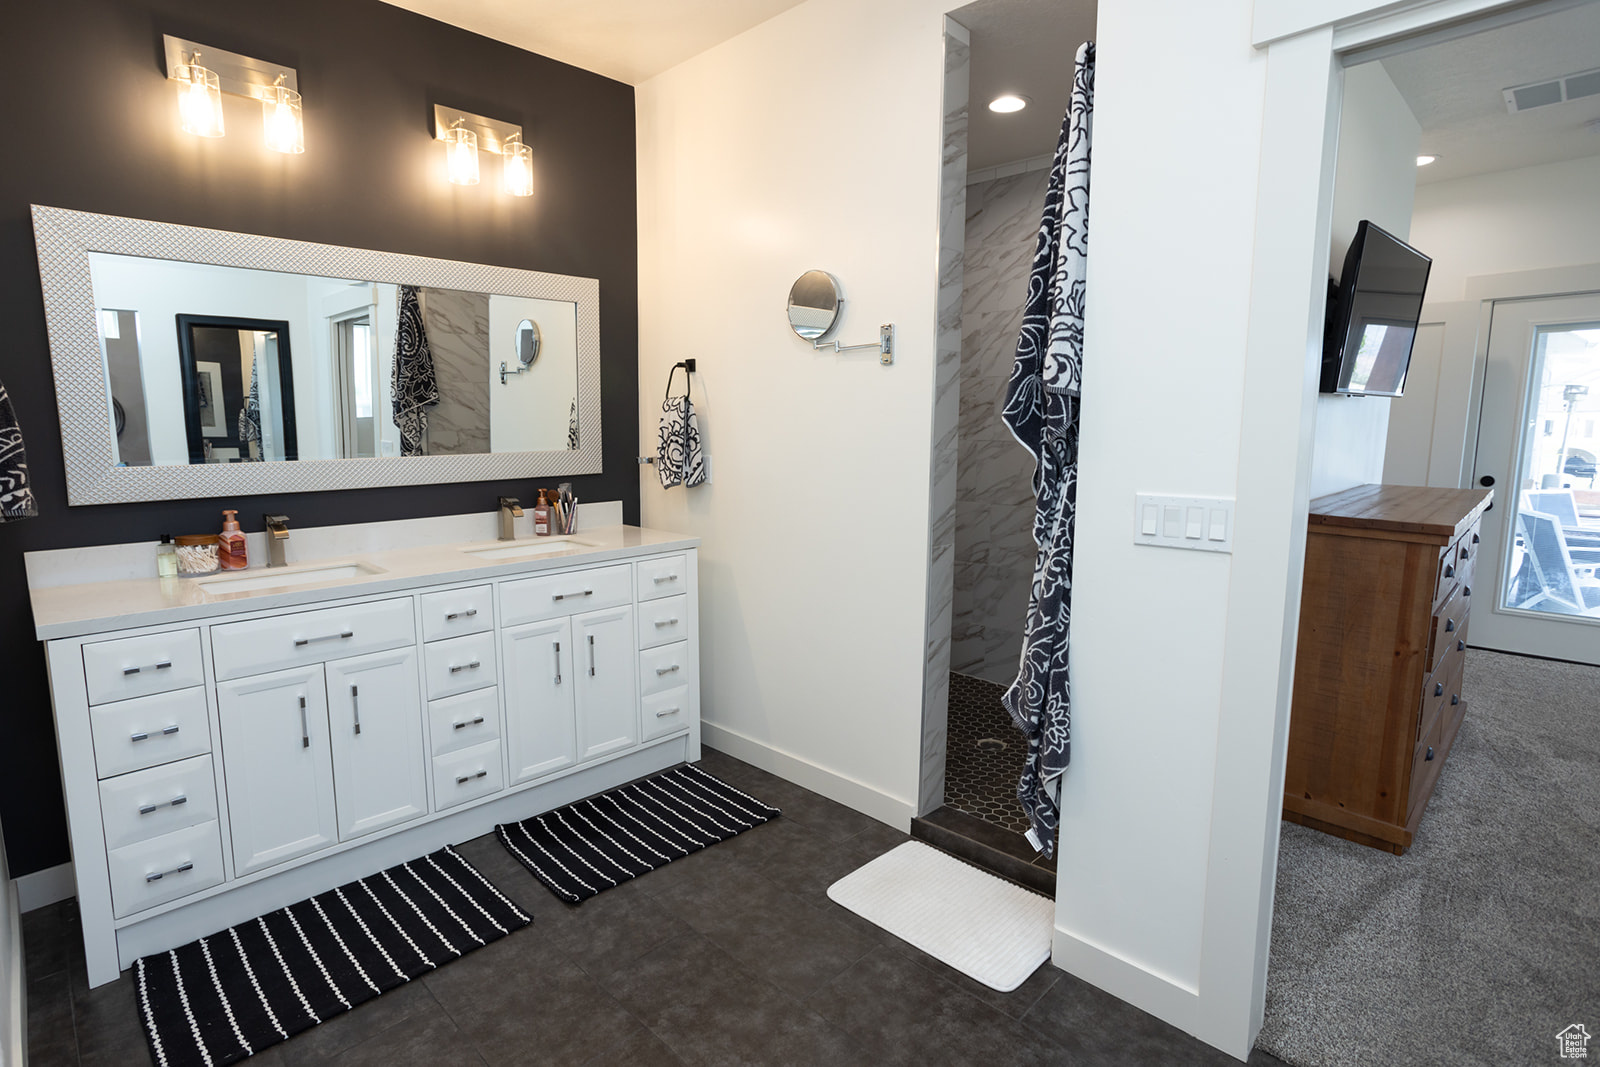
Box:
1308;60;1420;498
488;295;579;453
1;827;19;1067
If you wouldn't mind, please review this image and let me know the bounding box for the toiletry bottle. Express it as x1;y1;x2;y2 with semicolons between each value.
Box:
533;489;552;536
156;534;179;578
219;510;248;570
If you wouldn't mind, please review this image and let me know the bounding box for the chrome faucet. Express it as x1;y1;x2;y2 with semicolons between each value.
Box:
264;514;291;567
498;497;524;541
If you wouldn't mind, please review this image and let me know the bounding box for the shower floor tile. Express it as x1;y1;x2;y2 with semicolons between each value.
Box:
946;671;1030;836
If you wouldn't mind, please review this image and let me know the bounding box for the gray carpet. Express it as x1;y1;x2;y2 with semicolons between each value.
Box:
1256;649;1600;1067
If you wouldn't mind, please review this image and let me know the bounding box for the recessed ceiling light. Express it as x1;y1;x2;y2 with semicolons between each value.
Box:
989;94;1029;114
1417;155;1437;166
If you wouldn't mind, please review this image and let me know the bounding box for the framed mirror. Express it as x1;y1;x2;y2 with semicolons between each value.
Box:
787;269;841;341
31;205;602;505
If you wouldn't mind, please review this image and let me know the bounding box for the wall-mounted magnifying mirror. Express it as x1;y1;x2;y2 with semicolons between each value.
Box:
787;270;841;341
515;317;541;367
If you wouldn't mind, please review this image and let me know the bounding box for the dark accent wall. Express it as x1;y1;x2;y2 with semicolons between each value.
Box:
0;0;639;876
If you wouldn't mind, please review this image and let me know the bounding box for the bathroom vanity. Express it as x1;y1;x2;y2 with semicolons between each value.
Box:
27;524;699;987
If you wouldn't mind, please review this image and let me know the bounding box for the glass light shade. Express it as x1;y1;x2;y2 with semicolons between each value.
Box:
262;85;304;154
503;138;533;197
445;127;479;186
177;63;224;138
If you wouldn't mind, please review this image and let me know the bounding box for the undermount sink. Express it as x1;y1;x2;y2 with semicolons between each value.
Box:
464;538;597;561
196;561;387;595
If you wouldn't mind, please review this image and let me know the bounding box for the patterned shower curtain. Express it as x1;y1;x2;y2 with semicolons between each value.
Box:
392;285;439;457
1000;41;1094;857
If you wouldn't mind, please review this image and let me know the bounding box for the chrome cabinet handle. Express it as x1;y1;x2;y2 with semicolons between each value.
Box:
145;861;194;883
351;685;361;734
445;608;478;621
122;660;173;676
295;630;353;647
652;574;678;584
588;634;596;677
129;725;180;743
138;795;188;815
452;716;486;730
654;618;680;628
553;641;562;685
455;770;488;784
656;664;681;676
449;661;481;675
299;695;310;749
551;590;593;602
655;707;681;718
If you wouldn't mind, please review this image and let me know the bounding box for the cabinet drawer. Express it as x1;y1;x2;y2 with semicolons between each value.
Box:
428;687;500;757
1428;584;1467;672
1409;717;1443;816
639;641;694;697
90;687;212;780
432;740;504;811
83;630;204;706
637;595;688;649
99;754;219;851
107;820;224;919
500;564;631;627
636;555;688;602
212;598;415;681
641;686;690;742
424;631;498;700
420;585;493;643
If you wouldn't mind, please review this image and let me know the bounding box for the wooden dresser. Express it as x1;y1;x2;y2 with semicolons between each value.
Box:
1284;484;1493;854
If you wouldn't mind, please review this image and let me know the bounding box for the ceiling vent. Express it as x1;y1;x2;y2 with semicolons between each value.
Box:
1503;67;1600;113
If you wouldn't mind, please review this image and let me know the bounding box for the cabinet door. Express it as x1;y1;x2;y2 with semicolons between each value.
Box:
326;648;428;842
574;605;638;762
217;666;338;876
502;618;577;785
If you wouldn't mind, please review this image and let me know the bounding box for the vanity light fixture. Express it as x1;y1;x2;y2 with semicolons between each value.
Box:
175;55;224;138
163;36;300;150
503;135;534;197
444;122;480;186
988;94;1030;113
263;77;304;154
433;104;528;196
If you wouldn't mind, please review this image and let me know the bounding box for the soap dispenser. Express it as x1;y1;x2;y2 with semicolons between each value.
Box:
219;510;248;570
156;534;179;578
533;489;552;536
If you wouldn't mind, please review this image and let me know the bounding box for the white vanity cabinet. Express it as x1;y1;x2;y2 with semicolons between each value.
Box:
31;530;699;988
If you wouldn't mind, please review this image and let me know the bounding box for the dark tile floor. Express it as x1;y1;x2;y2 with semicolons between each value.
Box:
945;672;1029;834
23;748;1287;1066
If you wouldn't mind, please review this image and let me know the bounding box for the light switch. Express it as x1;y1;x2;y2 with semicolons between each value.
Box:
1185;507;1204;539
1141;505;1159;536
1162;506;1184;539
1133;493;1234;553
1208;508;1228;541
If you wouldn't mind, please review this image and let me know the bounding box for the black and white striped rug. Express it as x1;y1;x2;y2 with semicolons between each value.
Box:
495;763;781;903
133;844;530;1067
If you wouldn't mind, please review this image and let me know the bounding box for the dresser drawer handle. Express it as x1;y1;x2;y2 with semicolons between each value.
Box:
122;660;173;676
1450;694;1460;706
1458;640;1465;652
129;725;181;743
449;660;482;675
445;608;478;621
295;630;353;647
1444;619;1455;633
1424;746;1434;762
452;716;486;730
655;664;681;676
1472;533;1480;544
455;770;488;785
652;574;678;584
654;618;680;628
1434;682;1444;697
138;795;188;815
655;707;681;718
1443;564;1454;579
1463;586;1471;598
551;590;593;602
145;861;194;883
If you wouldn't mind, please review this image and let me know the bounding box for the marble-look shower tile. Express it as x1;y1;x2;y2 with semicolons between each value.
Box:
960;436;1036;509
953;502;992;567
421;287;490;456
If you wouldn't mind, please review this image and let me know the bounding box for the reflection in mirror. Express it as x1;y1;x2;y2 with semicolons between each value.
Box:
515;318;540;367
177;316;297;464
787;270;841;341
100;309;153;466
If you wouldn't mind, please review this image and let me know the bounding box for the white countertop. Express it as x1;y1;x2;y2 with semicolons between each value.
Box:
29;524;699;641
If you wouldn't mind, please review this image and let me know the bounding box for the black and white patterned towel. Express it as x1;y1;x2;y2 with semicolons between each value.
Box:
0;377;37;521
657;363;706;489
391;285;439;458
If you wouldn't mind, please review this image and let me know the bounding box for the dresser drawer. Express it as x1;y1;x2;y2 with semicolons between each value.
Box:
83;630;205;706
99;754;219;851
212;598;415;681
427;687;500;757
432;740;504;811
424;631;498;700
1409;716;1443;817
500;564;631;627
641;686;690;742
1428;583;1468;672
420;585;493;643
636;555;688;602
637;595;688;650
107;820;225;919
90;687;212;780
639;641;694;697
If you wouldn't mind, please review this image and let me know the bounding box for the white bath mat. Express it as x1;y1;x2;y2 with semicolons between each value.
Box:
826;840;1054;992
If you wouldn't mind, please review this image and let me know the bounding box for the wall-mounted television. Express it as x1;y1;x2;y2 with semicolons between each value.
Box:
1321;220;1432;397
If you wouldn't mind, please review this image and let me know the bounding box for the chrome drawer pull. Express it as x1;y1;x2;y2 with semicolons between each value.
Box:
129;724;181;743
449;660;482;674
652;574;678;584
138;795;188;815
295;630;353;647
588;634;596;677
445;608;478;621
299;695;310;749
553;641;562;684
351;685;361;734
1434;682;1444;697
1444;619;1456;633
551;590;593;602
455;770;488;784
656;664;681;676
655;707;681;718
452;716;486;730
145;861;194;883
122;660;173;676
654;618;680;628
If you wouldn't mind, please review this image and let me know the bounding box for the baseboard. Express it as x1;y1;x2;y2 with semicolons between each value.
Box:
700;720;915;832
16;862;75;913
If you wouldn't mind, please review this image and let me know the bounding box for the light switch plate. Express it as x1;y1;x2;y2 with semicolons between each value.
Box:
1133;494;1234;553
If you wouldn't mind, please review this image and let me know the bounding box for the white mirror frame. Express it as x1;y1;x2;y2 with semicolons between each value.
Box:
31;204;603;505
